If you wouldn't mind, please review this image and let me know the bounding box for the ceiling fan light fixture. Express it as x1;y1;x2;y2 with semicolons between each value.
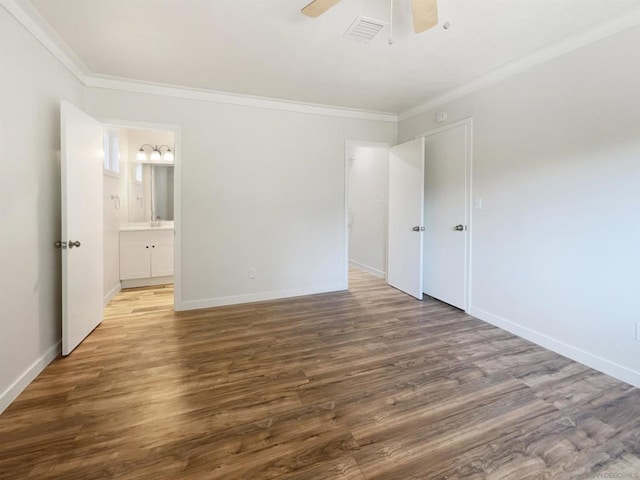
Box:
303;0;440;38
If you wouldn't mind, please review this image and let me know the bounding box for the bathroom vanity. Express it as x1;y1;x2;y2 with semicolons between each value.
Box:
119;222;174;288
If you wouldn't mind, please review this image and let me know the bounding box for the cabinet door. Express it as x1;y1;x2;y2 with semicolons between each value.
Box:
151;230;174;277
120;231;151;280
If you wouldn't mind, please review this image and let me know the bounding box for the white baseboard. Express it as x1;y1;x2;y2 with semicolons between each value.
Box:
349;260;386;279
469;306;640;388
121;276;174;289
103;283;122;306
0;341;61;414
175;283;347;312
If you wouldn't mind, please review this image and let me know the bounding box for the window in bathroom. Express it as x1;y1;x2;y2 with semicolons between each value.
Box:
103;129;120;176
134;163;143;184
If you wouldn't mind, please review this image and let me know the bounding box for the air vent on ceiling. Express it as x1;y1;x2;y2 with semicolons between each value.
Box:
344;16;387;44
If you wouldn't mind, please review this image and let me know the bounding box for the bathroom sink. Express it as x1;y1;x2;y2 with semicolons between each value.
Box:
119;221;174;232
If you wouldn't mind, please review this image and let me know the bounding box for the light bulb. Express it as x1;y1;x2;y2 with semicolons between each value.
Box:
163;149;174;162
150;149;161;162
136;148;147;162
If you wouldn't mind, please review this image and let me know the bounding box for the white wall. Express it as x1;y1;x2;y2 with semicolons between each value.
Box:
103;129;128;303
348;144;389;277
84;89;397;309
127;162;145;224
399;26;640;386
0;6;84;412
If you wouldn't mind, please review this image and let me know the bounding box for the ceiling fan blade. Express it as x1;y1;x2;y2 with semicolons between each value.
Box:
411;0;438;33
301;0;342;17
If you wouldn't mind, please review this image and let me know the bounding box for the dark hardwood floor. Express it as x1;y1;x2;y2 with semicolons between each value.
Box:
1;269;640;479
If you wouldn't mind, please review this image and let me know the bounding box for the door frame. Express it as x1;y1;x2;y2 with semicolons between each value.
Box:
415;117;474;311
100;118;183;308
344;139;392;289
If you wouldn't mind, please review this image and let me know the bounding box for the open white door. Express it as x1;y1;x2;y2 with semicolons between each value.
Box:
387;138;425;299
60;101;104;355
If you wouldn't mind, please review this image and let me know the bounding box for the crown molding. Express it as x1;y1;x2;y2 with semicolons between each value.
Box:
84;75;398;122
1;0;89;82
1;0;396;123
5;0;640;125
398;8;640;121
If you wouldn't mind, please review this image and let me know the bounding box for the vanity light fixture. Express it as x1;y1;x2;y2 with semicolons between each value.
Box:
136;144;174;163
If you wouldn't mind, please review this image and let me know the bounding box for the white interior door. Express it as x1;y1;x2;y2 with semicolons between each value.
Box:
387;138;425;299
60;101;104;355
423;123;468;309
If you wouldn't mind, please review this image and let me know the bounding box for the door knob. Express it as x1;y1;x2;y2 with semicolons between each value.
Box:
412;226;425;232
454;225;465;231
68;240;81;248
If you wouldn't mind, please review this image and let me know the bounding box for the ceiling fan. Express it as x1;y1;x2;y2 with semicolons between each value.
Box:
301;0;438;33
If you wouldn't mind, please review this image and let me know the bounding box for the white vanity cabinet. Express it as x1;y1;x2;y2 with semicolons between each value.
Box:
120;227;174;286
120;231;151;280
150;230;174;277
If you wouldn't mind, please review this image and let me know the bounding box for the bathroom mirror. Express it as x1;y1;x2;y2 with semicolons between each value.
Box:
151;165;174;221
127;163;174;223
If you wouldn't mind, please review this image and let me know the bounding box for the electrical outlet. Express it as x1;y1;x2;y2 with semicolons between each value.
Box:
249;268;256;279
636;322;640;341
474;197;482;210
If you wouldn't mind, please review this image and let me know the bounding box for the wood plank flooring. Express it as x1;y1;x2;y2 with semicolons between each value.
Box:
2;269;640;479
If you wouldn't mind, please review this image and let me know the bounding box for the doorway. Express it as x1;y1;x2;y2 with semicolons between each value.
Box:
60;101;181;356
101;119;181;306
344;140;390;287
102;125;178;301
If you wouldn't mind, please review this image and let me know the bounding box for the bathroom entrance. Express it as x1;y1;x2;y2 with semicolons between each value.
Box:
59;100;180;355
103;126;176;295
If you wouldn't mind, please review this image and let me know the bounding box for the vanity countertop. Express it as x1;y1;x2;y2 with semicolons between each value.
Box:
120;222;175;232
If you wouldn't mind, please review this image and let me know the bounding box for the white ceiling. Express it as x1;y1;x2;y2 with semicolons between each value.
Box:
25;0;640;113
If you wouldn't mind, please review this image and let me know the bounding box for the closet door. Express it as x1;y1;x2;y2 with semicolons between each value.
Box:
387;138;425;299
423;123;469;310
